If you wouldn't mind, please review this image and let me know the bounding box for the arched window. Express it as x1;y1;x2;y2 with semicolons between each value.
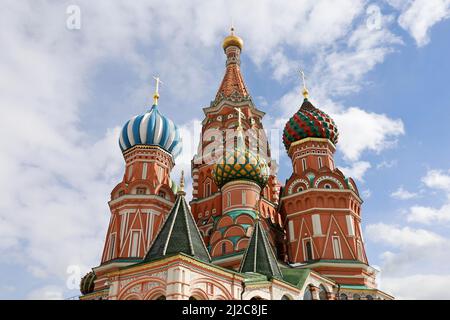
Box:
205;181;212;197
353;294;361;300
281;295;292;300
319;285;328;300
339;293;348;300
136;187;146;195
303;286;313;300
366;295;374;300
189;296;198;300
324;184;332;189
250;296;264;300
155;295;166;300
305;240;313;261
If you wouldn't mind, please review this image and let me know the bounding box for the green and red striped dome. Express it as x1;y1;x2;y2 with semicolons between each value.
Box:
283;99;339;151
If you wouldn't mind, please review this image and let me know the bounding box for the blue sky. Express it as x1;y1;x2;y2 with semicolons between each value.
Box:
1;0;450;299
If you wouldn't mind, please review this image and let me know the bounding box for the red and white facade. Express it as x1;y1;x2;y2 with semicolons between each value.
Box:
80;30;393;301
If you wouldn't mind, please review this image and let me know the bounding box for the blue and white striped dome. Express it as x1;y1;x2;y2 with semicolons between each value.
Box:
119;105;182;158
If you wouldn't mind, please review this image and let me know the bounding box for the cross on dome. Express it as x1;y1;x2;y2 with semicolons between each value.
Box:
300;69;309;100
152;75;163;105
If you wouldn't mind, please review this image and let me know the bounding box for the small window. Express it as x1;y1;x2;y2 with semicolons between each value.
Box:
366;295;374;300
318;157;323;169
158;191;166;198
303;286;313;300
136;187;146;195
226;192;231;207
339;293;348;300
242;191;247;205
324;184;332;189
221;242;227;254
305;240;313;261
353;294;361;300
302;158;307;171
205;181;212;197
130;231;140;257
332;236;343;259
319;285;328;300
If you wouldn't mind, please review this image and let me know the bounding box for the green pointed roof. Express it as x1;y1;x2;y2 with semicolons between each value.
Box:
239;218;282;279
144;193;211;262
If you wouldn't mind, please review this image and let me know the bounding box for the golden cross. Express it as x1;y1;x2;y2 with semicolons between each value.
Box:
300;70;309;99
152;76;163;105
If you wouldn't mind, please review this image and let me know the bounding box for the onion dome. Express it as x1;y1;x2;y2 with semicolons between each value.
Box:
119;104;182;158
213;134;269;188
283;93;338;151
223;26;244;50
80;271;96;295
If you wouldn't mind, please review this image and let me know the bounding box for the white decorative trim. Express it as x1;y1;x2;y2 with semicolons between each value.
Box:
288;178;309;194
314;176;344;189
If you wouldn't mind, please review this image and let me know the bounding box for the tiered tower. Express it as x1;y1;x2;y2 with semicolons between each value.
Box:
91;81;182;291
280;80;378;288
190;28;283;269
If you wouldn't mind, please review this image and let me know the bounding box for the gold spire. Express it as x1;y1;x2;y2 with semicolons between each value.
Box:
223;25;244;50
152;76;163;105
300;70;309;99
178;170;185;194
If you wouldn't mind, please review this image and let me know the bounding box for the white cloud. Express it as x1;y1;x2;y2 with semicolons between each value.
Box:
397;0;450;47
366;223;445;248
408;204;450;224
27;285;64;300
376;159;398;169
391;186;419;200
405;169;450;224
422;169;450;192
381;274;450;300
340;161;372;182
333;108;405;161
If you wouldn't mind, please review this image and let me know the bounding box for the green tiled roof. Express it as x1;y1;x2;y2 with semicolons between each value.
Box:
281;268;311;289
239;219;282;279
144;193;211;262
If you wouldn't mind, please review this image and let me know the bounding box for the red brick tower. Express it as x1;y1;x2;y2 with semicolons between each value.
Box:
280;81;378;288
190;28;283;269
92;81;183;290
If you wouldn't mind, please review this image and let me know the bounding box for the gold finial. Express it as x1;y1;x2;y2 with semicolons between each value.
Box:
152;76;163;105
223;24;244;50
300;70;309;99
179;170;185;192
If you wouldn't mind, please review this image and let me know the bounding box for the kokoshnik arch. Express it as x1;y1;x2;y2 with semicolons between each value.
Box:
79;28;393;301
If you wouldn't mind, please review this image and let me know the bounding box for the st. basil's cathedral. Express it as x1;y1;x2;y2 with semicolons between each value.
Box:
79;29;393;300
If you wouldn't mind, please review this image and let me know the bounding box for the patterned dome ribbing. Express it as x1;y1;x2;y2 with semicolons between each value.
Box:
119;104;182;158
283;99;339;151
213;132;269;188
